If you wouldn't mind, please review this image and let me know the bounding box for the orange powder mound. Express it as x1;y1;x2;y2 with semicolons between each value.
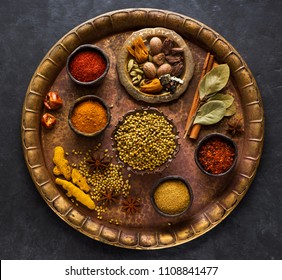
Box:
71;100;107;134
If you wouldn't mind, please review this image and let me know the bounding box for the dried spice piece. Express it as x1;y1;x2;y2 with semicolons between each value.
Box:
127;36;149;63
227;118;244;136
170;48;184;55
199;64;230;100
122;197;141;214
152;53;166;66
55;178;95;210
171;62;184;77
99;189;118;206
53;146;72;180
71;168;90;193
139;78;163;93
165;54;183;64
41;113;56;129
85;153;110;173
44;91;63;110
198;137;235;174
149;37;163;55
193;100;227;126
162;38;174;55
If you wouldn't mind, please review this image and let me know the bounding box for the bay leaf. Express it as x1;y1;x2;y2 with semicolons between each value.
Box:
194;100;226;125
225;102;237;116
199;64;230;100
208;93;234;108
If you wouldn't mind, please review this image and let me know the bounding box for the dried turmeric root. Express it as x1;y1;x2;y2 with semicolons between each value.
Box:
52;146;72;180
71;168;90;193
55;178;95;210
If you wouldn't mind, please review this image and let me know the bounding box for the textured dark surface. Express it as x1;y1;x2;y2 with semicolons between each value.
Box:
0;0;281;259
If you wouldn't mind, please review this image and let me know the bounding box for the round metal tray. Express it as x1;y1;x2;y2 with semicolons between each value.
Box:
21;8;264;249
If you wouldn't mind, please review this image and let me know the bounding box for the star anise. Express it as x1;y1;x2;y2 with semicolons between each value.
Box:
99;189;118;206
227;118;244;136
121;196;141;214
85;153;110;173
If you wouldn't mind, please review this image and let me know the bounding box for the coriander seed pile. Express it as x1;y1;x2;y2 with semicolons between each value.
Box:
114;109;178;171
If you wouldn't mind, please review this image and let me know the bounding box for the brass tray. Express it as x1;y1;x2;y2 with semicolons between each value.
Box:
21;9;264;249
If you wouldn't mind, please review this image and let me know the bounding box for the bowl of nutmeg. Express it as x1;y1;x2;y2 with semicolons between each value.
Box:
117;27;195;104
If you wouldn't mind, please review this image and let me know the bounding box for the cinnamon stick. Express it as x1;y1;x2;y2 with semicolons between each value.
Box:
189;59;218;140
189;56;215;139
183;52;211;139
183;52;214;138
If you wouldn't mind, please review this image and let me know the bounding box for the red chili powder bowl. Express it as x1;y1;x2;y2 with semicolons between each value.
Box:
195;133;238;176
66;44;110;86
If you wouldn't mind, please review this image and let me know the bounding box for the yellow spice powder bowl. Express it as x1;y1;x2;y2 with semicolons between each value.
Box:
151;175;193;218
68;95;111;137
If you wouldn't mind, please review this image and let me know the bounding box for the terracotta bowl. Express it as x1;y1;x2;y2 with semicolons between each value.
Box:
66;44;110;86
151;175;193;217
117;27;195;103
194;133;238;176
68;95;111;137
112;107;180;175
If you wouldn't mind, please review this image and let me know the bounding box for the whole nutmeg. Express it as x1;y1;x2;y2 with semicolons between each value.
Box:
149;37;163;55
153;53;166;66
143;62;157;79
157;63;172;77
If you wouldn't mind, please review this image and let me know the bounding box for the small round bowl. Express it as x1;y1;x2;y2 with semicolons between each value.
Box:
66;44;110;86
68;95;111;137
112;107;180;175
194;133;238;176
151;175;193;217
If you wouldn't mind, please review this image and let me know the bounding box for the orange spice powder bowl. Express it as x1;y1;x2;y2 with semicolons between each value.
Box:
151;175;193;218
68;95;111;137
194;133;238;176
66;44;110;86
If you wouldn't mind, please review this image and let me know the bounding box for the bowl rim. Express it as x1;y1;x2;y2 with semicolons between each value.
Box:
66;44;110;86
151;175;193;217
194;133;238;176
68;94;111;137
111;107;180;175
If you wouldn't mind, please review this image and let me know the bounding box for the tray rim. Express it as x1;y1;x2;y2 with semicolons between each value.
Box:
21;8;264;250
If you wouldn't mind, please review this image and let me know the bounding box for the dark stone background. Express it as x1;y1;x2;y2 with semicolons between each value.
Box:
1;0;281;259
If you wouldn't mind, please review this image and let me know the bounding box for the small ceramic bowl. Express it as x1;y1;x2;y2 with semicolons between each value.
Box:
151;175;193;217
66;44;110;86
112;107;180;175
194;133;238;176
68;95;111;137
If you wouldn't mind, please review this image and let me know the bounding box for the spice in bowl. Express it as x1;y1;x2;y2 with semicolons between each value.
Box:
195;133;237;176
112;108;179;174
152;176;192;217
68;95;110;137
66;44;110;85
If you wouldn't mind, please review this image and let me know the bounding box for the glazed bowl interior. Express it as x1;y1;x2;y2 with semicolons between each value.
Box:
151;175;193;218
66;44;110;86
68;95;111;137
194;133;238;176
